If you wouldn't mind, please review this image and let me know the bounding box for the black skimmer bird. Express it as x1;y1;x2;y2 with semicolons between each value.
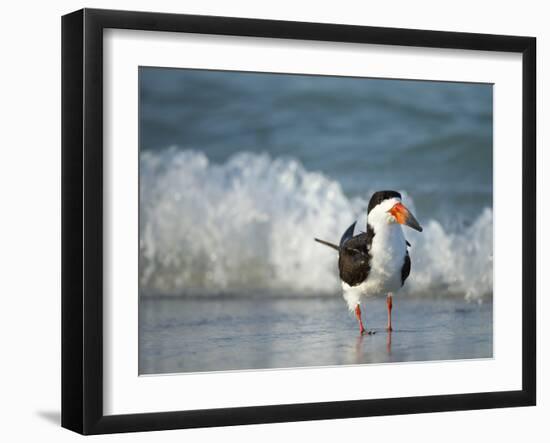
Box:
315;190;423;335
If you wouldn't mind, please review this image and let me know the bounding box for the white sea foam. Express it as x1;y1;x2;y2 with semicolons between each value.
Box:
140;148;492;300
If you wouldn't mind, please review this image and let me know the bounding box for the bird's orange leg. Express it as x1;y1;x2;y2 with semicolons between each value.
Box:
386;293;393;332
355;304;366;335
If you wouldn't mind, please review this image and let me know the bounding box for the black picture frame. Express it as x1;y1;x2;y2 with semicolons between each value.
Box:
61;8;536;435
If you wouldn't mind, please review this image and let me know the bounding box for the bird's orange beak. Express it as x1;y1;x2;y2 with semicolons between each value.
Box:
389;202;423;232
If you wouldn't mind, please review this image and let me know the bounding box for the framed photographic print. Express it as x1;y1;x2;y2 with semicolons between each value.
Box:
61;8;536;435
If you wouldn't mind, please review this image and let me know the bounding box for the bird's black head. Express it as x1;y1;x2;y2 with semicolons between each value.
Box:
367;190;402;214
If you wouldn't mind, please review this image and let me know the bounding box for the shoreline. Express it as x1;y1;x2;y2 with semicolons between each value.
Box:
139;291;493;302
139;294;493;375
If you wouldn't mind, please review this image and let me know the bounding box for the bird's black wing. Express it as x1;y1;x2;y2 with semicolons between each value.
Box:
338;229;374;287
401;251;411;286
340;222;356;247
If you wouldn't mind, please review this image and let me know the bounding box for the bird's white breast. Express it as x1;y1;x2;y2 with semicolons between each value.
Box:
364;224;407;296
341;224;407;310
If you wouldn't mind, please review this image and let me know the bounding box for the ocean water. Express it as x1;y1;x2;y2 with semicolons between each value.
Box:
138;68;493;373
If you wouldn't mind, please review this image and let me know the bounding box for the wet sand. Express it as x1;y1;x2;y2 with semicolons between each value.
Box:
139;294;492;375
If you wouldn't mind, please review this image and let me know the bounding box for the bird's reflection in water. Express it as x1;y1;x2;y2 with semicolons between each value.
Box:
354;335;365;363
352;331;393;364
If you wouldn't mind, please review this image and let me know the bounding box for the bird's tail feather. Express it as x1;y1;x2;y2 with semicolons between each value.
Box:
314;238;340;251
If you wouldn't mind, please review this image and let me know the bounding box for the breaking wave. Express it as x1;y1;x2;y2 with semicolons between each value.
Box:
140;148;492;300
